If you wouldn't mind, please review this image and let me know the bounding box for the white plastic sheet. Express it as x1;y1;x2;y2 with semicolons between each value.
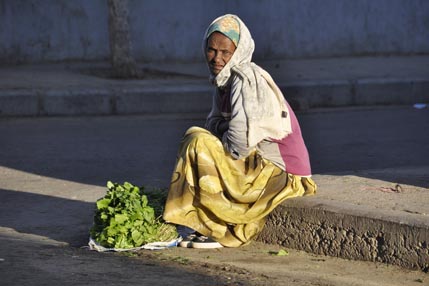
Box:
88;237;182;252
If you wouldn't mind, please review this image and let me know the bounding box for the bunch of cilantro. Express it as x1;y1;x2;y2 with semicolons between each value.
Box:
90;181;177;249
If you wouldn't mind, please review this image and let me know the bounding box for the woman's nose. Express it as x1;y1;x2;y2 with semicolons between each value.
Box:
213;52;222;63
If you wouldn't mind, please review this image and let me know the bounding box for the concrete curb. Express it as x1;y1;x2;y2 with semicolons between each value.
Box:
280;78;429;111
258;197;429;272
0;84;213;117
2;56;429;116
1;78;428;117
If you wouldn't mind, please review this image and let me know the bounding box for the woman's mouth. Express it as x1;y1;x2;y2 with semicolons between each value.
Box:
210;64;224;74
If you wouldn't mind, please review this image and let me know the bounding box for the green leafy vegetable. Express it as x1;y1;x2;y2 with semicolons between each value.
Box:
90;181;177;249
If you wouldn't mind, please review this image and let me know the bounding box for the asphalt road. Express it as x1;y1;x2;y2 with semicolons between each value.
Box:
1;106;428;188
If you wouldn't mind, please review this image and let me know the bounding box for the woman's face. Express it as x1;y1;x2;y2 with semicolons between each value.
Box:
206;32;236;75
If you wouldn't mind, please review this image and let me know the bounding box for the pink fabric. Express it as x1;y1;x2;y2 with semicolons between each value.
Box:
272;101;311;176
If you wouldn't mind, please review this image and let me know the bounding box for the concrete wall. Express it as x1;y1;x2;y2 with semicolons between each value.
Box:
1;0;428;64
0;0;109;63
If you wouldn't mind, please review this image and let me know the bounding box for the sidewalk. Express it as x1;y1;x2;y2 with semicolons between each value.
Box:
0;56;428;273
0;55;428;116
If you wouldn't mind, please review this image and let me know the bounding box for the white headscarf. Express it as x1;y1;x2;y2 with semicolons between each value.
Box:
204;14;292;146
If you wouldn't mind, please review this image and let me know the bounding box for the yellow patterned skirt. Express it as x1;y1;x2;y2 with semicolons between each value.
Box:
163;127;316;247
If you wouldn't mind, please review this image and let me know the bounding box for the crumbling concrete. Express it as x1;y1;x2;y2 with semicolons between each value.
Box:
258;198;429;272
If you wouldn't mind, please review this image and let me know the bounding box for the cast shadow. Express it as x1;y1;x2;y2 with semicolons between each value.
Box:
0;188;95;247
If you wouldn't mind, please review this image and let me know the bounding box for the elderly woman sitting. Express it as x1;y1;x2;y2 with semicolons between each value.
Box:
163;14;316;248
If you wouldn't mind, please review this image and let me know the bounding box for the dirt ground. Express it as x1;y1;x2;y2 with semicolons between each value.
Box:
133;241;427;286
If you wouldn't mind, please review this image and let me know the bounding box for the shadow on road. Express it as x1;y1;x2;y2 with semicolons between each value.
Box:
0;107;428;189
0;188;94;246
0;115;198;188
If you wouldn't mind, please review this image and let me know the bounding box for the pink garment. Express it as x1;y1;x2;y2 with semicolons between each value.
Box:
272;101;311;176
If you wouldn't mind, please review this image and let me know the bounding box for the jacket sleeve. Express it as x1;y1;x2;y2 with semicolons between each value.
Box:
222;75;255;159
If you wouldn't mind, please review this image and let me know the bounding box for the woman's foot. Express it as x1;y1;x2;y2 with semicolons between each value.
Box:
179;233;223;248
179;233;197;248
189;235;223;249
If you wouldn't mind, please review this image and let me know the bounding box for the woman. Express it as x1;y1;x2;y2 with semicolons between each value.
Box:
163;14;316;248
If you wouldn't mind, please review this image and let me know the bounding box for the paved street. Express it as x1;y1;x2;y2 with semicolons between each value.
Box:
0;106;428;285
1;106;428;188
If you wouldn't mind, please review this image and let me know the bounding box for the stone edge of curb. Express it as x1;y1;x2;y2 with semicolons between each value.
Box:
1;78;428;117
257;197;429;272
